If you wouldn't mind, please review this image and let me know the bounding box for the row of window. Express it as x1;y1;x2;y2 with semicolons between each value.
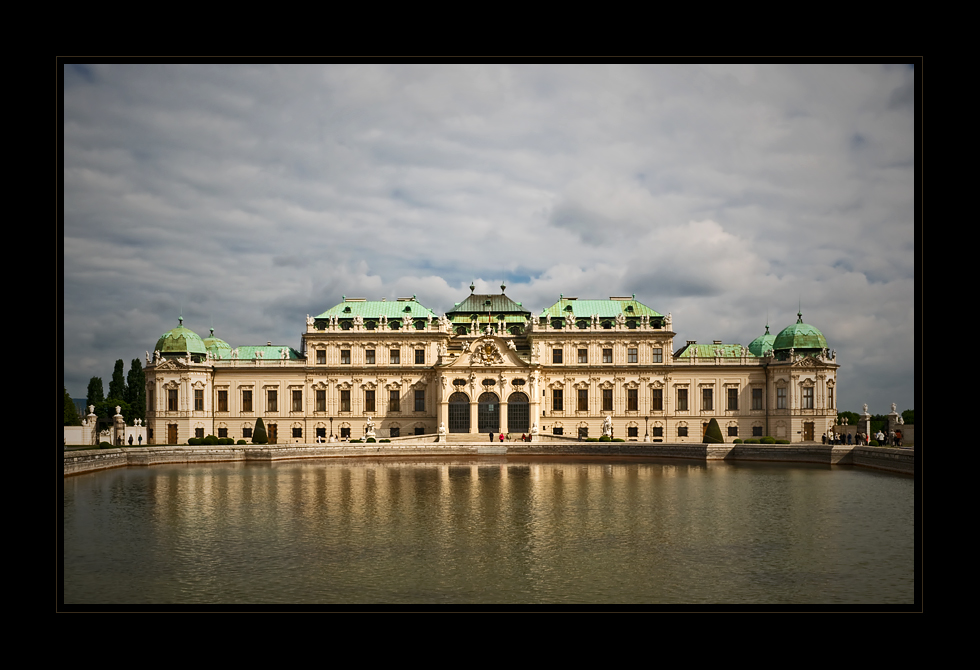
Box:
164;384;830;414
317;349;426;365
548;387;827;412
554;425;766;438
194;425;427;440
552;347;661;364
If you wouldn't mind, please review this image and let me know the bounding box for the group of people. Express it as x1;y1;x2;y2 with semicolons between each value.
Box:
823;429;904;446
489;432;531;442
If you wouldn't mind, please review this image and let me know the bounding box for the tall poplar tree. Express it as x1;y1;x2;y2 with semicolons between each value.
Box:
64;387;81;426
108;359;126;404
126;358;146;422
86;377;104;410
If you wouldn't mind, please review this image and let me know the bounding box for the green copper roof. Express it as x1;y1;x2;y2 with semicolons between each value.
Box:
773;313;828;351
231;345;303;360
447;293;530;320
155;318;207;355
203;328;232;359
676;343;755;358
539;296;663;319
747;326;776;357
315;297;437;320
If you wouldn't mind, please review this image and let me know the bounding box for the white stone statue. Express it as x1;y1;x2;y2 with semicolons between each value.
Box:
602;415;613;438
507;340;517;351
280;347;288;360
365;415;376;438
307;314;314;326
891;402;897;413
863;403;869;414
565;313;575;328
402;315;413;329
616;312;626;326
146;351;151;365
531;422;538;435
231;348;238;359
154;350;161;363
665;313;672;329
437;422;446;441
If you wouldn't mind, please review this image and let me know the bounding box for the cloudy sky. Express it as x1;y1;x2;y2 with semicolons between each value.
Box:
63;63;917;414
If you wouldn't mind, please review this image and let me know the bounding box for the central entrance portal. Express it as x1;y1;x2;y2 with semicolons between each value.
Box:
508;392;529;433
478;392;499;434
449;392;470;433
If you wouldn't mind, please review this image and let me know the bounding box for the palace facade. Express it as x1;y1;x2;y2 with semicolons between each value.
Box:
144;287;838;444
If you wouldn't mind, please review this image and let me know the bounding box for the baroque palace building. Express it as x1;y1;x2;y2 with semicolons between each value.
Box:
144;285;839;445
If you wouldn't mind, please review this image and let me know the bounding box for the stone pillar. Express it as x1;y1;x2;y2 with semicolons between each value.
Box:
499;400;508;435
470;398;479;435
113;406;126;447
859;404;872;440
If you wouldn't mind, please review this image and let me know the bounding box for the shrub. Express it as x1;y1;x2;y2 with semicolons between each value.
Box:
761;436;776;444
350;439;362;443
869;440;880;446
204;435;219;445
380;439;390;443
252;418;268;444
599;435;612;442
237;440;247;445
744;438;759;444
775;439;790;444
703;418;724;444
99;441;113;449
366;438;376;443
612;438;625;442
733;438;743;444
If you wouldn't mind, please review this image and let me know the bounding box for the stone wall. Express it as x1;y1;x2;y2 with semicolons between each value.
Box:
65;442;914;477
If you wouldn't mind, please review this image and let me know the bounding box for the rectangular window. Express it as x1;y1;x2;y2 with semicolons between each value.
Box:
828;387;834;409
578;389;588;412
415;390;425;412
415;349;425;365
390;349;400;365
415;427;424;435
168;389;178;411
194;389;203;411
218;390;228;412
628;426;639;438
653;426;663;437
728;388;738;411
777;387;787;409
293;390;302;412
677;389;688;411
678;426;689;437
316;427;326;440
803;387;814;409
627;389;638;411
148;390;154;412
628;348;638;363
603;348;612;363
553;348;563;364
702;388;713;411
218;428;228;438
341;390;351;412
552;427;563;435
552;389;563;411
341;350;351;365
340;427;351;438
728;426;739;437
267;390;278;413
243;427;253;438
753;426;763;437
365;390;376;413
195;427;204;439
578;427;588;439
652;389;663;411
366;349;375;365
316;389;326;412
578;349;588;364
652;347;663;363
292;427;302;438
753;388;763;410
603;388;613;411
316;349;326;365
390;390;400;412
389;427;400;438
242;390;252;412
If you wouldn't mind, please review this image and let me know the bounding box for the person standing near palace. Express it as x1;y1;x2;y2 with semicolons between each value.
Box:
489;431;493;442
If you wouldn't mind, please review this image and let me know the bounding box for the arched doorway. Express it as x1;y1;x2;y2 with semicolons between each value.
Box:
478;392;499;434
449;392;470;433
508;391;529;433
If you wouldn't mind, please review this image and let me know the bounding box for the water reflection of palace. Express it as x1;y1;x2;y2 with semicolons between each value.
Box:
145;285;838;445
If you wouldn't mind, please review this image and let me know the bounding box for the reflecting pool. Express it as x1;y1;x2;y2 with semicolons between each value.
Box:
63;457;915;605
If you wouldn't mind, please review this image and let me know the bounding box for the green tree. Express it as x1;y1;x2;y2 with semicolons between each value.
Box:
108;359;126;405
703;418;724;443
125;358;146;422
837;411;860;427
94;399;132;424
902;409;915;425
86;377;104;409
64;387;81;426
253;417;268;444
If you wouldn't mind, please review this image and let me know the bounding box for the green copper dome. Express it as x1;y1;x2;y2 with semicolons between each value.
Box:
773;312;828;352
747;325;776;357
154;317;208;358
202;328;232;359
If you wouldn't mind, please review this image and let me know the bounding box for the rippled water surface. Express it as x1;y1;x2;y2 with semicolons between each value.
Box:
63;457;915;605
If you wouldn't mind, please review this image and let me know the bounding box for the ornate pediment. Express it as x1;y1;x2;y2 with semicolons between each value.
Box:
447;336;530;369
155;359;185;371
471;337;505;365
